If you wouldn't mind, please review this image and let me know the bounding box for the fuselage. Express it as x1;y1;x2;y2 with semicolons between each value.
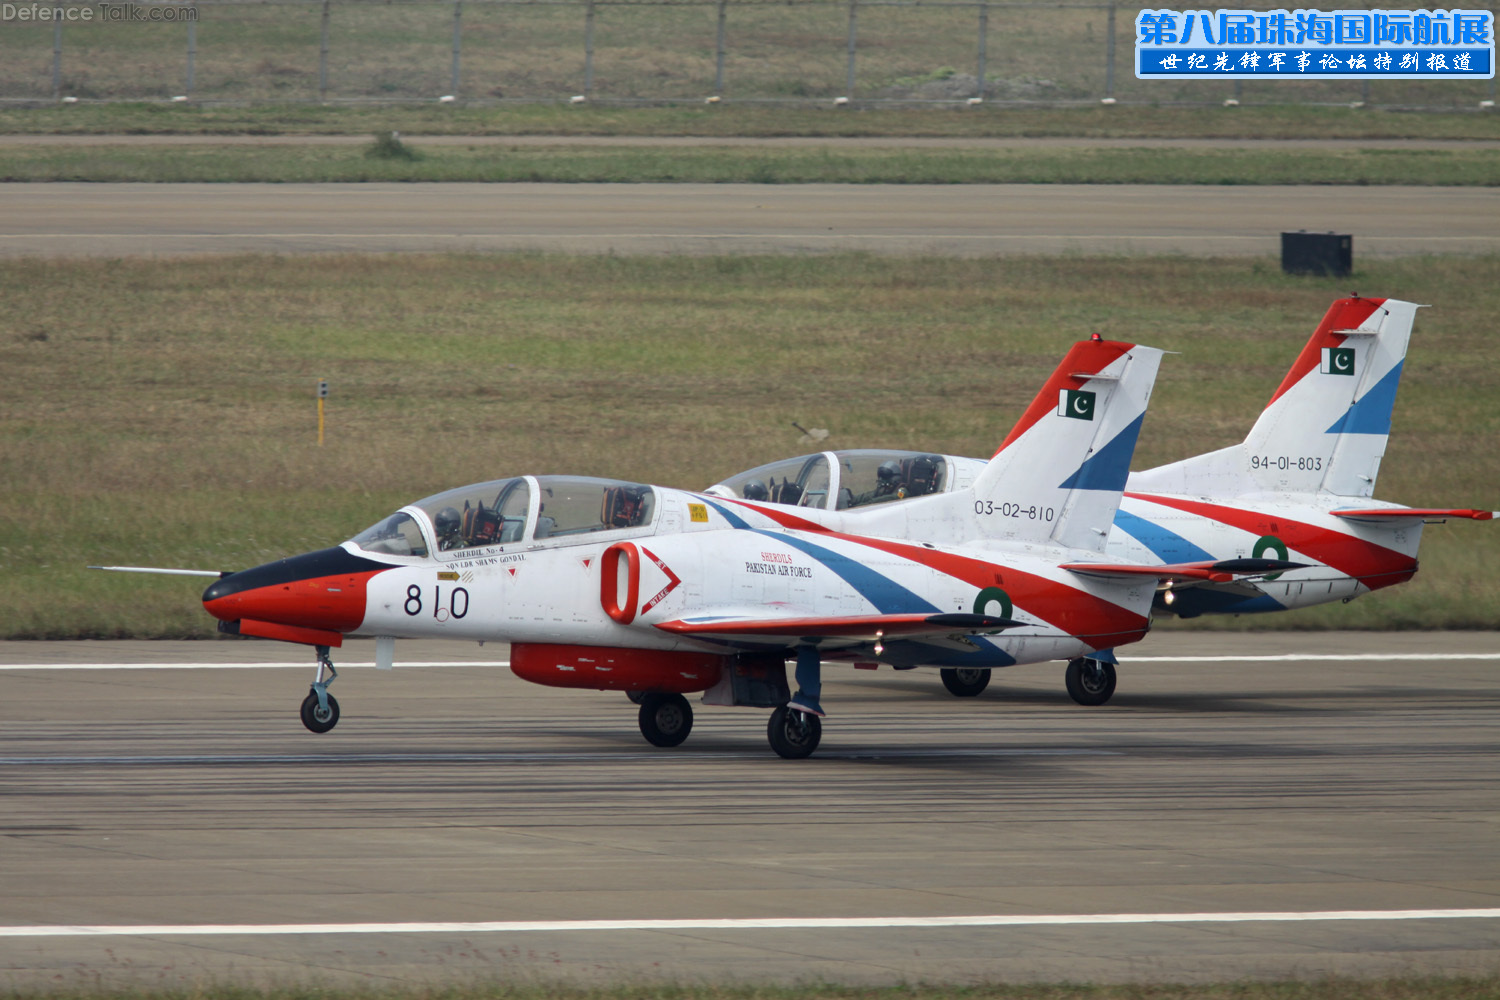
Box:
202;475;1155;685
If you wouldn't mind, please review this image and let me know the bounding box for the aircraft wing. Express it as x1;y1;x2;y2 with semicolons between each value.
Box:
1059;557;1306;585
654;612;1021;649
1332;508;1496;523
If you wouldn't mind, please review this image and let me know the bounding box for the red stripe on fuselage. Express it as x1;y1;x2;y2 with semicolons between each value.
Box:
1125;492;1417;589
716;498;1148;648
1264;297;1384;409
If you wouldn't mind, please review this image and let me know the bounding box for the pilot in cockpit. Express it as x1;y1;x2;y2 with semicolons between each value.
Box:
434;507;464;550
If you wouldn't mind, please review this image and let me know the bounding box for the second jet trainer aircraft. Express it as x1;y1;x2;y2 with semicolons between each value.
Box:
706;297;1495;705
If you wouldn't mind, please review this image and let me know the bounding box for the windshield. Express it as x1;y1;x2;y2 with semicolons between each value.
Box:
350;512;429;558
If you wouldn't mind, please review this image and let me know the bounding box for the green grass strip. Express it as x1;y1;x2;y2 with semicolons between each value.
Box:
3;102;1500;140
2;142;1497;184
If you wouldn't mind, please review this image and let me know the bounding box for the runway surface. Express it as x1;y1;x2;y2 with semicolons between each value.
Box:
4;182;1497;257
2;631;1497;988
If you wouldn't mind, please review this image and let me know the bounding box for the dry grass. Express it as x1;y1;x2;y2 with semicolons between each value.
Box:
1;253;1496;638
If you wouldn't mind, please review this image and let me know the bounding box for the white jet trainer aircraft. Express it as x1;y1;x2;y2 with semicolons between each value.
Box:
101;338;1296;758
707;297;1495;706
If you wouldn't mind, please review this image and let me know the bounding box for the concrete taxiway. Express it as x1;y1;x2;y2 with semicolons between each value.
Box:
3;182;1497;257
1;631;1497;988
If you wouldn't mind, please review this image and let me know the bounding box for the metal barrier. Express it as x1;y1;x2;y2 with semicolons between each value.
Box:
3;0;1495;107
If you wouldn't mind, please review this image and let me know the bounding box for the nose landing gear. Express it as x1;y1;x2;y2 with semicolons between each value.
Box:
300;645;341;733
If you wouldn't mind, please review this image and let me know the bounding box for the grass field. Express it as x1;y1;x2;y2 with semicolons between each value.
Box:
3;140;1498;184
3;1;1495;108
4;103;1500;140
6;979;1500;1000
1;253;1496;640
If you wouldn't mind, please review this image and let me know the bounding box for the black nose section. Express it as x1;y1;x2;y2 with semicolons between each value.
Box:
202;547;388;603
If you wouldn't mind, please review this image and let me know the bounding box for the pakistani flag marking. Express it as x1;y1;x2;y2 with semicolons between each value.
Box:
1058;388;1096;421
1321;346;1356;376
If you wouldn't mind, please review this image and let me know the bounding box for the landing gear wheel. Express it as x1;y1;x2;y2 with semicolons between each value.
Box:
300;689;340;733
625;691;646;705
1065;657;1116;706
638;692;693;747
767;705;822;759
940;667;991;698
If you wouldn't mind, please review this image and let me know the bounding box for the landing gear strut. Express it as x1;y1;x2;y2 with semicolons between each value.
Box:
300;645;341;733
1065;656;1116;706
637;692;693;747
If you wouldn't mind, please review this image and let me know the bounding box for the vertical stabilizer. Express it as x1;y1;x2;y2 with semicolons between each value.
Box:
971;339;1165;552
1129;297;1419;499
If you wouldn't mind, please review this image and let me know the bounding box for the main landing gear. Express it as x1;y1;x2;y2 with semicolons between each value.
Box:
767;705;822;759
1065;656;1116;706
637;692;693;747
299;645;341;733
939;667;991;698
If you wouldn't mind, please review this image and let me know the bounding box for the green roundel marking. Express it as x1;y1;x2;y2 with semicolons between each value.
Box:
1252;535;1290;581
973;586;1013;628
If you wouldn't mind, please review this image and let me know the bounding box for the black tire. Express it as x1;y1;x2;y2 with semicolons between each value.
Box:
625;691;647;705
638;692;693;748
939;667;991;698
767;705;822;759
1065;657;1116;706
299;689;340;733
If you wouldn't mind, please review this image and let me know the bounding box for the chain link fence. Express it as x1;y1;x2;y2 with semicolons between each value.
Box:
2;0;1495;107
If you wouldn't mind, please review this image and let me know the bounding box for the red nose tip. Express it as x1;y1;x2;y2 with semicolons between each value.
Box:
203;547;384;637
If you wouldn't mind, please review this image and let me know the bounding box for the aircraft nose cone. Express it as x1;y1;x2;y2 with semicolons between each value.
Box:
202;547;387;634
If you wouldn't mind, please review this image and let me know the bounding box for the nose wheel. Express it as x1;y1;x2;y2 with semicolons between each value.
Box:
300;645;341;733
300;689;340;733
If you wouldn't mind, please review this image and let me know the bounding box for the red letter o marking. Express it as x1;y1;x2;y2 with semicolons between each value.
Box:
600;542;640;624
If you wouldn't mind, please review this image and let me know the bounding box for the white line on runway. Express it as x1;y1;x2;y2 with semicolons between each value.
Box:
3;909;1498;938
3;652;1498;670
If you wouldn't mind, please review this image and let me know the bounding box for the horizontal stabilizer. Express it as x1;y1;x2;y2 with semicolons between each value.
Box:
655;611;1020;648
1332;508;1496;523
1060;557;1306;584
88;565;228;578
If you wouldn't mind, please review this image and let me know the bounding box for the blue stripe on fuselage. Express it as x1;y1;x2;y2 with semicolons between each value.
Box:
702;498;938;614
1112;507;1216;563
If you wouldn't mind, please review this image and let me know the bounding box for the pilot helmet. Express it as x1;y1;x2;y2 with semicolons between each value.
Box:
434;506;461;537
742;479;769;501
877;460;902;482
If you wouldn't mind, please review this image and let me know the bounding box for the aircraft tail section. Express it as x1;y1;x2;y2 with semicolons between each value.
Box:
970;339;1165;553
1129;296;1419;499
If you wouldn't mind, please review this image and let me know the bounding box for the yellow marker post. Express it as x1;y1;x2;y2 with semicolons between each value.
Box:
317;379;329;446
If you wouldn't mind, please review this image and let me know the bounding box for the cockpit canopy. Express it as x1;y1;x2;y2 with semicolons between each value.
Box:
349;476;656;559
707;450;957;511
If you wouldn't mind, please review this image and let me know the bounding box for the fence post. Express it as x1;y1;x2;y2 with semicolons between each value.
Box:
975;1;988;99
52;17;62;99
584;0;596;97
1104;3;1116;101
845;0;857;97
185;8;196;98
714;0;727;95
319;0;331;101
451;0;463;96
